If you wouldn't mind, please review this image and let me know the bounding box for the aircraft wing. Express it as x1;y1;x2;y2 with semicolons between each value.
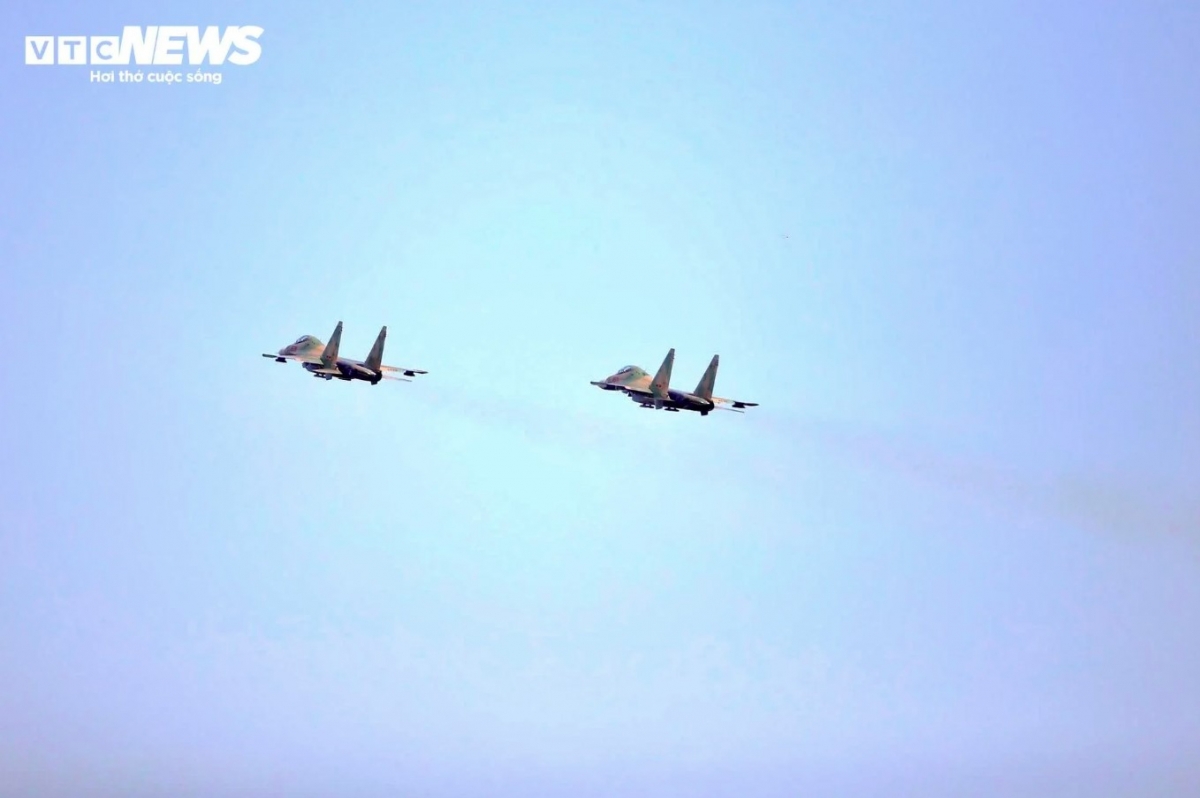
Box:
262;353;322;364
381;365;428;377
591;380;652;396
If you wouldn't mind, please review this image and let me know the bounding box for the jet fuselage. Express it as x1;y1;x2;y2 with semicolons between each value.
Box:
302;359;381;384
626;387;716;414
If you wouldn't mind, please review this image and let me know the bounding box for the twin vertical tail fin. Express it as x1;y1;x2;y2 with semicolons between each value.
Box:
650;348;674;398
694;354;719;401
320;321;343;366
364;326;387;373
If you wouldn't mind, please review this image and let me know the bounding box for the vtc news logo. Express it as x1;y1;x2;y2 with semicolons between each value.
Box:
25;26;263;66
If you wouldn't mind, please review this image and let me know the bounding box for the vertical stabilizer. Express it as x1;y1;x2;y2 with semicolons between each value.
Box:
364;326;387;372
650;348;674;398
694;354;719;400
321;321;343;365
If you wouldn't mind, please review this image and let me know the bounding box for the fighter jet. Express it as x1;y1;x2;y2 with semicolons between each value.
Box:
262;321;427;384
590;348;758;415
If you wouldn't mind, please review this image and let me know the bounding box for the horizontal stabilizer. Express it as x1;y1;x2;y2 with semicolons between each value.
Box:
713;396;758;411
382;366;427;376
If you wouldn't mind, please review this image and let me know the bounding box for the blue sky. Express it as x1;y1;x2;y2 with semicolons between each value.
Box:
2;2;1198;795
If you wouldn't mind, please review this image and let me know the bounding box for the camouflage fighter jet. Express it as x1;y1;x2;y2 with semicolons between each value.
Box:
262;321;427;384
590;348;758;415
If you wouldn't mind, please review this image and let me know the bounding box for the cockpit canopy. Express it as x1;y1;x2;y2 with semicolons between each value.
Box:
617;366;637;374
294;335;315;345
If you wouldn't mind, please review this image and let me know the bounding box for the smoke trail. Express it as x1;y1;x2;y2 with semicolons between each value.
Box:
772;415;1200;548
404;384;1199;547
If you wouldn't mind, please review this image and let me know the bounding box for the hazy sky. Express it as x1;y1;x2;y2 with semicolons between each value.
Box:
2;2;1198;795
